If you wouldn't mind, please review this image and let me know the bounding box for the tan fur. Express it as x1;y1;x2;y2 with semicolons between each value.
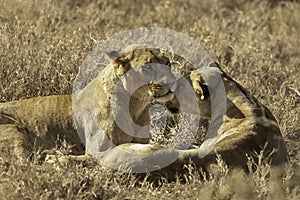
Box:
0;95;83;159
94;64;288;178
0;48;288;178
0;49;173;159
201;68;288;166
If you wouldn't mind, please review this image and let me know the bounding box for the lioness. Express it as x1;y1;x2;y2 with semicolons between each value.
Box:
0;48;288;177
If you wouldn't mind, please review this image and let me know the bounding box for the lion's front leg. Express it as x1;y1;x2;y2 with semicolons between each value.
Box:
44;152;96;165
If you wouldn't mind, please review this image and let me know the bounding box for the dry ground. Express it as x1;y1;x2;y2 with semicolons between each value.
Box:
0;0;299;199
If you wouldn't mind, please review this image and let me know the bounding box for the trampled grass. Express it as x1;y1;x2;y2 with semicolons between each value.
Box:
0;0;299;199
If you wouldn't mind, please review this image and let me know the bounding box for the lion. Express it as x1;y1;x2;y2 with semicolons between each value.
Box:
0;48;177;160
0;48;288;178
0;95;84;159
84;54;289;176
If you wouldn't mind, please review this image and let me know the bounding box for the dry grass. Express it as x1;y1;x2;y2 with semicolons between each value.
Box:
0;0;299;199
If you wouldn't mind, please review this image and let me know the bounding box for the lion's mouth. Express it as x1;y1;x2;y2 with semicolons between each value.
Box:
148;84;180;114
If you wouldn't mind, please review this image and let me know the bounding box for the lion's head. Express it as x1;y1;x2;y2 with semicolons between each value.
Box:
74;48;192;152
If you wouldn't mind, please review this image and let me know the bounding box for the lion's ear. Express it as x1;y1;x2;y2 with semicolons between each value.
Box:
105;51;130;75
190;70;209;100
105;51;120;62
209;61;220;68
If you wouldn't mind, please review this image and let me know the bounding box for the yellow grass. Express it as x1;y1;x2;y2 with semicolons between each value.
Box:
0;0;299;199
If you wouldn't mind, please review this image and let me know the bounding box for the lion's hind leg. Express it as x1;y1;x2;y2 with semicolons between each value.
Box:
0;124;34;161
